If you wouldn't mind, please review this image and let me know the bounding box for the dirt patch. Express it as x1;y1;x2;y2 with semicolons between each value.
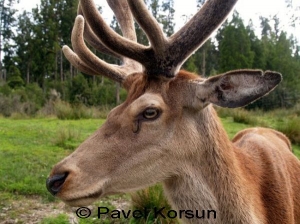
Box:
0;196;72;224
0;195;130;224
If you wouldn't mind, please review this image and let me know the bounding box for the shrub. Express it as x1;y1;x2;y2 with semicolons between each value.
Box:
69;74;92;105
10;112;29;120
37;100;56;117
54;101;99;120
216;107;267;127
38;99;112;119
215;107;234;118
24;83;45;108
231;109;259;125
277;117;300;145
0;94;37;117
53;126;82;149
0;83;12;96
130;184;179;224
0;83;44;117
73;103;95;119
54;100;74;120
294;103;300;116
0;94;16;116
7;65;24;89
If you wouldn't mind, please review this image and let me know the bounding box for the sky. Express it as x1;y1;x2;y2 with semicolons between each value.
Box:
16;0;299;38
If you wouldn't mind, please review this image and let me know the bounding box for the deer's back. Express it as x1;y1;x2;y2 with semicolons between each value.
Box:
232;127;300;224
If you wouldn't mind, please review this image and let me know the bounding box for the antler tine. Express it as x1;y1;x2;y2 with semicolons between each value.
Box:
77;5;121;59
63;15;127;83
168;0;238;67
106;0;136;42
127;0;167;51
78;3;142;75
79;0;148;64
105;0;142;72
62;46;104;76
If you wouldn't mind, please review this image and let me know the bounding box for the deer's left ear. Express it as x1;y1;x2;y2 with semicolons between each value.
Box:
195;70;282;108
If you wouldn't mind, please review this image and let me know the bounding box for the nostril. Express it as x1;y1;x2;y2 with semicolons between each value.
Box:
46;173;68;196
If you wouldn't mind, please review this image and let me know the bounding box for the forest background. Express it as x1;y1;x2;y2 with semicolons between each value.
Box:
0;0;299;117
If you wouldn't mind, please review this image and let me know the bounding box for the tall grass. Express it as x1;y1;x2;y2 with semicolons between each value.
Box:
277;117;300;144
53;126;82;149
55;101;97;120
37;100;112;120
0;95;113;120
216;105;300;145
216;107;267;127
130;184;179;224
0;95;39;117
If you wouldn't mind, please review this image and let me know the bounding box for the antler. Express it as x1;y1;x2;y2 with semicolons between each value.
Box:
63;0;238;82
62;0;143;83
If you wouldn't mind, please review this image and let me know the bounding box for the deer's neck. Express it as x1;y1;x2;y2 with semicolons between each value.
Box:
163;106;259;224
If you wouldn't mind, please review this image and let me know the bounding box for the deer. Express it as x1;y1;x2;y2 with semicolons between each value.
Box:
46;0;300;223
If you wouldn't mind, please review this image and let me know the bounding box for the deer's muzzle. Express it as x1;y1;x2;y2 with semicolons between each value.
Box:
46;173;68;195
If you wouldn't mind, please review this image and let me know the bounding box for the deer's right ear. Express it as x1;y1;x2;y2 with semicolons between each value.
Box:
191;70;282;109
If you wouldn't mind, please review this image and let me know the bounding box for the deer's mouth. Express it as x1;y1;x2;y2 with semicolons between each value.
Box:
61;189;104;207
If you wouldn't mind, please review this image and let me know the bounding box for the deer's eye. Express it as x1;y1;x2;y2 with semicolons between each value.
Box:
143;108;160;120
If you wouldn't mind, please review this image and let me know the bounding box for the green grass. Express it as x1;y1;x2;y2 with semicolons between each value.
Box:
40;214;69;224
220;117;252;138
0;118;105;200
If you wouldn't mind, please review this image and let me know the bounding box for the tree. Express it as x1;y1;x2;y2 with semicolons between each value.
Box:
183;39;218;76
218;11;254;72
160;0;175;36
7;65;24;88
260;16;272;37
183;0;218;76
246;20;266;69
284;0;300;28
69;73;91;105
14;11;35;84
196;0;205;8
19;0;78;87
0;0;19;80
56;0;78;81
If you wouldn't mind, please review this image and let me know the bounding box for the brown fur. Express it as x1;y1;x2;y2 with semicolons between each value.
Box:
232;128;300;223
48;71;300;224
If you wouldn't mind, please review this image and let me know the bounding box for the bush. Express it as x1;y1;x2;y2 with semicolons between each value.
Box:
53;126;82;149
54;100;109;119
0;83;44;117
0;94;38;117
54;100;74;119
277;117;300;145
130;184;178;224
231;109;259;125
24;83;45;108
0;83;12;96
216;107;267;127
7;65;24;89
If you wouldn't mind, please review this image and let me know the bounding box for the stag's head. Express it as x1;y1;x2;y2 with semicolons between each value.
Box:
46;0;281;206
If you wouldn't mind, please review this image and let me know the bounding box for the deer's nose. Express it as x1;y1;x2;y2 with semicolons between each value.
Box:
46;173;68;196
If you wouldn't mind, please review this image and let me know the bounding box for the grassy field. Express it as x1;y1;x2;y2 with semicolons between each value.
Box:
0;115;299;223
0;118;105;199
